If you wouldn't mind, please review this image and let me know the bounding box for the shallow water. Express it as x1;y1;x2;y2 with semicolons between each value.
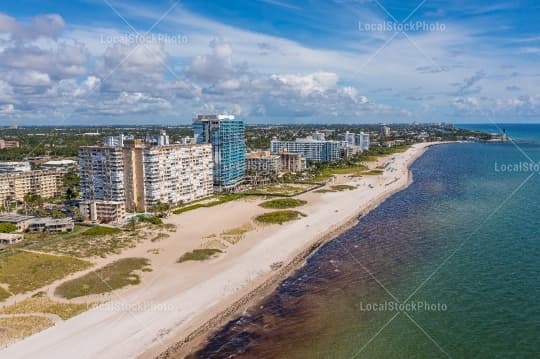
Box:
191;140;540;359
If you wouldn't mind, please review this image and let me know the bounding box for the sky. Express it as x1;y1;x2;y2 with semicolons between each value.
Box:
0;0;539;125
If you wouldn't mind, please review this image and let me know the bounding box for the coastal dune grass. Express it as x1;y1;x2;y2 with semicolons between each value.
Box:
173;194;245;214
24;224;155;258
177;249;223;263
0;251;92;295
259;198;307;209
315;185;357;194
255;210;307;225
0;316;54;346
82;226;122;236
0;286;10;301
0;294;91;320
55;258;151;299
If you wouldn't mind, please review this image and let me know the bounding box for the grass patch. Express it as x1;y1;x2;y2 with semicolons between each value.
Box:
255;210;306;225
82;226;122;236
259;198;307;209
315;185;356;193
173;194;246;214
0;251;91;294
0;223;17;233
54;258;150;299
0;316;54;346
201;239;227;250
0;296;90;320
330;185;356;191
360;169;384;175
132;215;163;225
221;224;253;236
246;183;313;196
220;224;254;245
177;249;222;263
23;226;148;258
0;286;10;301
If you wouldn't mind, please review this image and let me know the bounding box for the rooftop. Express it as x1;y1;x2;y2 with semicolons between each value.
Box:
0;214;35;223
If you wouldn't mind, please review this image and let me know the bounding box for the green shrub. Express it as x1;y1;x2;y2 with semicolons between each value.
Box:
177;249;222;263
82;226;122;236
259;198;307;209
255;210;307;224
0;223;17;233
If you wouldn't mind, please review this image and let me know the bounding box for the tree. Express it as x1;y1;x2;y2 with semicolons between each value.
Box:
152;202;171;218
63;171;80;200
0;223;17;233
24;193;44;210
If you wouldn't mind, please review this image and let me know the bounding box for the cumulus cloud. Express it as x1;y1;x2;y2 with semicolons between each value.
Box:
185;39;234;83
0;13;64;41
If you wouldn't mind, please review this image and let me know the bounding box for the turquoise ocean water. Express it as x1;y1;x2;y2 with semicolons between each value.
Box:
191;124;540;359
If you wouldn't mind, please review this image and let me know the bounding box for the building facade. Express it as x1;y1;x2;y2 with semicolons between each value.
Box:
79;134;213;216
142;144;213;208
0;161;31;173
0;140;20;149
277;151;307;173
246;151;280;176
193;115;246;190
79;146;126;203
341;131;370;154
79;200;126;225
0;169;62;203
270;136;342;162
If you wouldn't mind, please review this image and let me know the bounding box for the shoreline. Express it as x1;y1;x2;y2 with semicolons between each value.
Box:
0;142;446;359
153;142;439;358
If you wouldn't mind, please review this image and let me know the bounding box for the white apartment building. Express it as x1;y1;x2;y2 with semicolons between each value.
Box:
79;133;213;218
143;144;213;207
270;136;342;162
342;131;370;152
79;146;126;203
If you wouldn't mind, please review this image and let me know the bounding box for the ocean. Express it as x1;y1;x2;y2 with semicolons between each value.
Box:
191;124;540;359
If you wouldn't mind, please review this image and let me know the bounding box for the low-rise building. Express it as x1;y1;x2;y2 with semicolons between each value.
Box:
27;218;74;233
0;140;20;149
79;200;126;225
0;214;35;231
246;151;280;176
0;233;24;250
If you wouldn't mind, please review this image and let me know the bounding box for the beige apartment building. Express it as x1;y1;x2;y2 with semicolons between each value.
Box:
0;169;62;203
79;200;126;225
277;151;307;173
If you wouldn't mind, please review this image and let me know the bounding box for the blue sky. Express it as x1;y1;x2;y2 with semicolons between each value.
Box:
0;0;539;125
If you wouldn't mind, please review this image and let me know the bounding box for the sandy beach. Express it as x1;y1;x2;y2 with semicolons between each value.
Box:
0;142;440;359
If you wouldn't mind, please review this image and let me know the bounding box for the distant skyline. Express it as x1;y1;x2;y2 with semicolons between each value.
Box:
1;0;540;125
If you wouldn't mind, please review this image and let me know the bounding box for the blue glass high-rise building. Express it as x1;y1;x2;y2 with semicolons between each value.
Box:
193;115;246;190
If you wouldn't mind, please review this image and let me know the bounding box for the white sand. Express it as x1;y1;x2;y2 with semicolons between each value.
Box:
0;142;437;359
